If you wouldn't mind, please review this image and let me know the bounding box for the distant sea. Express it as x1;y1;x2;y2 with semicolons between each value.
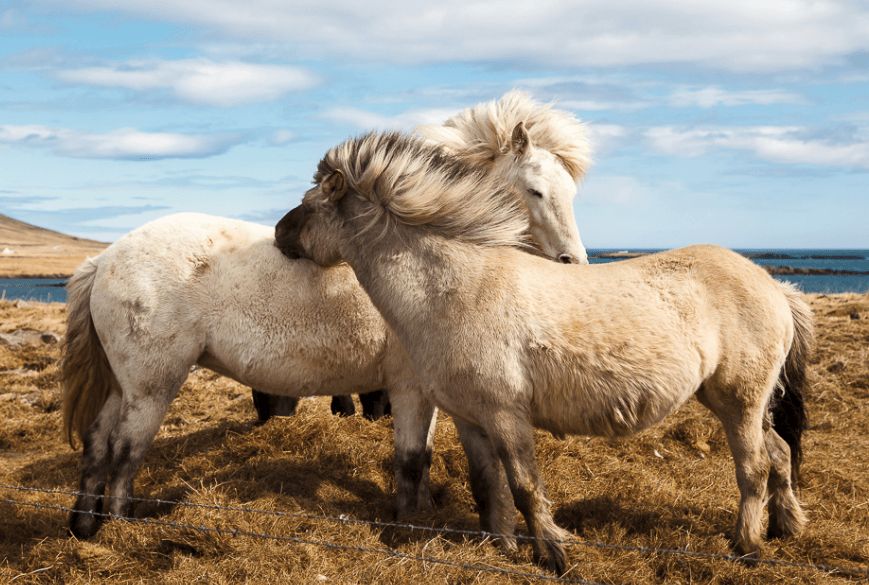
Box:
1;249;867;302
589;249;869;294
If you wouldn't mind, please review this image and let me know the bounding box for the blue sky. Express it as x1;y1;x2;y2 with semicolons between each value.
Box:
1;1;868;248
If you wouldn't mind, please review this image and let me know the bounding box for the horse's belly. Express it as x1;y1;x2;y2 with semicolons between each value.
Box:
532;378;698;438
198;333;386;397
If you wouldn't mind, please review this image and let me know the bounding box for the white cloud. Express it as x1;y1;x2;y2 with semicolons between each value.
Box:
581;175;653;206
62;0;869;72
558;99;650;112
0;124;241;159
323;107;458;130
268;129;296;146
1;9;19;29
58;59;318;106
669;87;804;108
645;126;869;169
586;124;630;155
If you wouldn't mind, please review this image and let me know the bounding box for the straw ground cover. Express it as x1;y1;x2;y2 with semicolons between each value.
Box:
0;294;866;583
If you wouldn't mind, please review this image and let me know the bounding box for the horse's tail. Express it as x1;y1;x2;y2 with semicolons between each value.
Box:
772;282;814;487
62;255;117;449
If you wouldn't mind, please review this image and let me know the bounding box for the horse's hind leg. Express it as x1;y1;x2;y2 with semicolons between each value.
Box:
765;428;806;539
69;391;121;538
453;418;517;549
486;413;570;574
104;374;185;518
699;384;771;557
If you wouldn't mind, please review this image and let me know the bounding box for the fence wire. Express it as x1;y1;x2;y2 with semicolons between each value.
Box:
1;484;866;580
1;495;600;585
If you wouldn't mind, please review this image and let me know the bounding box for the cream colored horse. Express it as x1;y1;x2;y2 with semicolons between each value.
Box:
417;89;590;264
275;131;813;574
61;94;593;540
255;89;591;418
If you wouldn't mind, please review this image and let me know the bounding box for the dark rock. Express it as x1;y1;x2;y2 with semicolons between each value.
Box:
827;361;846;374
0;329;60;347
40;332;60;344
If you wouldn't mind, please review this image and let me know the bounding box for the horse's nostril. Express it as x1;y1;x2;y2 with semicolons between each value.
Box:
558;254;574;264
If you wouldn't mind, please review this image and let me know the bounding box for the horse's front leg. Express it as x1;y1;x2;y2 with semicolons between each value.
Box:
330;395;356;416
453;418;517;549
251;389;298;422
359;390;390;420
485;411;571;575
389;388;437;518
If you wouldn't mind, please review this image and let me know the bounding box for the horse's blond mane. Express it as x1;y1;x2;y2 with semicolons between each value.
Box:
315;132;528;248
416;90;592;180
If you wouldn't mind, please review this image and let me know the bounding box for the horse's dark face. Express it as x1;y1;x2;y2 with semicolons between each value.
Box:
274;203;309;259
275;176;347;267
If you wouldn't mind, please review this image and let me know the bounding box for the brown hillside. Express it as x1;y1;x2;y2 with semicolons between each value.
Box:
0;214;107;278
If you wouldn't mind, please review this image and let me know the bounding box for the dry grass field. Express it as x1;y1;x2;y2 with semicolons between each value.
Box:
0;294;866;584
0;215;106;278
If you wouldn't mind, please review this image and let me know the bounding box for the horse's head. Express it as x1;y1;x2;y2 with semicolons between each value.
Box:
275;171;348;267
496;122;588;265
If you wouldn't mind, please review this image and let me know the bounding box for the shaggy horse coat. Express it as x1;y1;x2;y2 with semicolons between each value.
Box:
255;90;593;417
61;93;592;539
276;131;812;574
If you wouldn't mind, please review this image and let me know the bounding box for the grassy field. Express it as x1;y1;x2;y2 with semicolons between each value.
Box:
0;294;866;583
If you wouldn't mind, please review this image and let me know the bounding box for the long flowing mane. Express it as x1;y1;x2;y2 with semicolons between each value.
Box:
416;90;592;180
315;132;528;248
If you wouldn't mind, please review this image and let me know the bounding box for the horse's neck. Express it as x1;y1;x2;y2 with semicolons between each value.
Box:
343;230;480;343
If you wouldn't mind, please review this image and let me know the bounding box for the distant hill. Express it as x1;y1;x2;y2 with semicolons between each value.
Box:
0;214;107;278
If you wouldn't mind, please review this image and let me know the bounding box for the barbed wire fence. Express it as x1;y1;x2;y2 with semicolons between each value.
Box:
2;484;866;582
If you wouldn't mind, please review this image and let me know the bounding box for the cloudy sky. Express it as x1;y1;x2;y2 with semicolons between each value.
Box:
1;1;868;248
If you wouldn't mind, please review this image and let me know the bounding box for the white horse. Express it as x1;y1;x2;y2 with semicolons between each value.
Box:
275;131;812;574
61;92;592;539
254;89;593;418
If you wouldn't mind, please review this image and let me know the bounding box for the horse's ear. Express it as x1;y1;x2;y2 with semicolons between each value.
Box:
511;122;531;156
321;170;347;202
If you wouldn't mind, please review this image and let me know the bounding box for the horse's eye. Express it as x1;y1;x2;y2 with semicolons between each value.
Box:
528;188;543;199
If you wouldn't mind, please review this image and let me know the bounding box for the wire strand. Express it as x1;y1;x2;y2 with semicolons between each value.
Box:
1;496;600;585
0;483;865;578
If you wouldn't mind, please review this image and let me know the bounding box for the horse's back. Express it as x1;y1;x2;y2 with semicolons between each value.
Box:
87;213;268;388
199;235;388;395
88;212;388;395
92;212;272;314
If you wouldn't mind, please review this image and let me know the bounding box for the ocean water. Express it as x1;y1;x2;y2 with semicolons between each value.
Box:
1;249;867;302
589;249;869;294
0;278;68;303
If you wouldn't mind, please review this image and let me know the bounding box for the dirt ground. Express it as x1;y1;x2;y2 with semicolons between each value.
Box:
0;294;866;584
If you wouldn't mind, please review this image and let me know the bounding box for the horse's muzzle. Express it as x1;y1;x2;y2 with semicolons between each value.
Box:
274;205;308;260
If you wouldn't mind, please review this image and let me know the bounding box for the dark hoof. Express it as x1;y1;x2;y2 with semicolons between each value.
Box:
494;534;518;553
734;543;762;565
331;395;356;417
69;509;103;539
535;540;568;576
